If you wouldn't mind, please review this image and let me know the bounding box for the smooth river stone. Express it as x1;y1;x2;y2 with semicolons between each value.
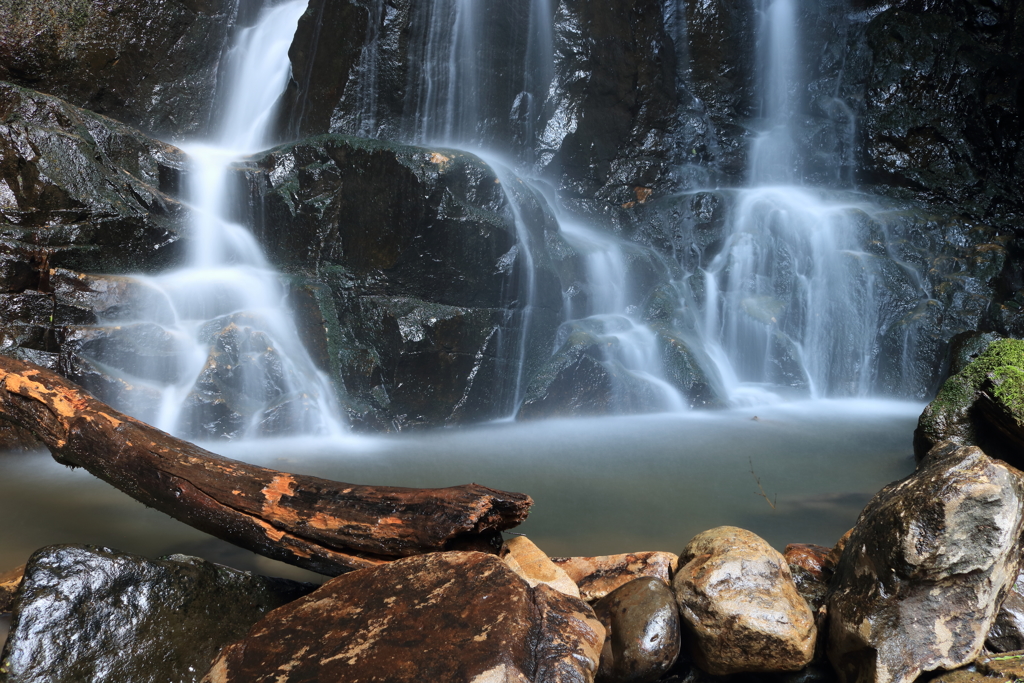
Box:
785;543;833;611
503;535;581;598
552;552;677;602
673;526;816;676
593;578;680;683
203;551;605;683
828;442;1024;683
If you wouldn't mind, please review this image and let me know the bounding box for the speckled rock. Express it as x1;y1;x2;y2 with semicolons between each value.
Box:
503;536;581;598
672;526;816;676
593;578;680;683
202;551;605;683
0;545;316;683
828;443;1024;683
552;552;677;603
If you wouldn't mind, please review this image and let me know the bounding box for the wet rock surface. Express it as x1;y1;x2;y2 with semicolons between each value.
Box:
552;552;678;604
784;543;835;611
593;577;680;683
828;443;1024;683
0;0;236;139
672;527;816;676
0;545;316;683
236;135;564;429
202;551;604;683
986;582;1024;653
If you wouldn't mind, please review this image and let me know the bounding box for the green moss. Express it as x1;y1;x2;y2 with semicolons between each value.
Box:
933;338;1024;412
990;365;1024;419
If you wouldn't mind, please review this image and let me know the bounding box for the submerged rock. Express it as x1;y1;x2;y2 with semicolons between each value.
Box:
0;0;235;138
202;551;604;683
0;545;315;683
828;443;1024;683
552;552;678;604
672;526;816;676
593;578;680;683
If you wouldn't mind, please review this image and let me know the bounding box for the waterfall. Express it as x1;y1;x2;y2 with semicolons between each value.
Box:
107;0;345;439
686;0;927;404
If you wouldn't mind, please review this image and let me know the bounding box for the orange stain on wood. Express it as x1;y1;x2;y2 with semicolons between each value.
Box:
255;519;286;543
261;475;301;526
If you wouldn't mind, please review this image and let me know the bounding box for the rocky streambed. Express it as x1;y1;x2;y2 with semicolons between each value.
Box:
2;338;1024;683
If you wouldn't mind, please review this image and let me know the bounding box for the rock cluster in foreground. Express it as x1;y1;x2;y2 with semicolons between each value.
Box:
4;439;1024;683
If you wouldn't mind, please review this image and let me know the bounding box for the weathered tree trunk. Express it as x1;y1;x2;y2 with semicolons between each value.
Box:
0;356;532;575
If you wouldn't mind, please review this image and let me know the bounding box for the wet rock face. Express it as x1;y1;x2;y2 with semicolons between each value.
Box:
593;578;681;683
986;581;1024;653
0;0;235;139
0;564;23;613
672;526;816;676
844;1;1024;219
0;82;189;376
0;545;316;683
541;0;681;202
202;551;604;683
238;135;563;429
827;443;1024;683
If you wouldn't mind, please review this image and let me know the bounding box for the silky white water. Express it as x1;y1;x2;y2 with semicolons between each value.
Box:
109;0;344;439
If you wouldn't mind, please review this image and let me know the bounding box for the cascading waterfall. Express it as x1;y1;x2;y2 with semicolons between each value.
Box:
687;0;927;404
108;0;344;439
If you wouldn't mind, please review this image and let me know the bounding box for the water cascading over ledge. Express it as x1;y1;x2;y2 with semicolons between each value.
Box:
19;0;1016;433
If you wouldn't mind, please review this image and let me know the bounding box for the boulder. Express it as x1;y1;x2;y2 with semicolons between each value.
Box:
0;545;316;683
914;338;1024;462
928;650;1024;683
0;0;235;139
503;536;581;598
593;578;680;683
672;526;816;676
236;135;564;429
552;552;677;603
202;551;605;683
827;443;1024;683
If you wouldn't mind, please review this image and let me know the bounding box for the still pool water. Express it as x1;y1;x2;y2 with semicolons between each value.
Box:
0;399;921;584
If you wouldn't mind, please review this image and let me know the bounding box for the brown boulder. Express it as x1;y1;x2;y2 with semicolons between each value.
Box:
552;552;677;602
504;536;581;598
828;443;1024;683
672;527;816;675
203;551;605;683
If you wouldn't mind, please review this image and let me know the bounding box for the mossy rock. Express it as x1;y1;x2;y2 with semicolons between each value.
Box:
914;337;1024;461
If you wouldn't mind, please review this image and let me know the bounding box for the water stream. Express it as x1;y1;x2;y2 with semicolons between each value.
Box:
100;0;344;440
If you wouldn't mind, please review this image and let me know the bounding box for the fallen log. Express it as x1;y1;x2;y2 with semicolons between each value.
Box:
0;356;532;575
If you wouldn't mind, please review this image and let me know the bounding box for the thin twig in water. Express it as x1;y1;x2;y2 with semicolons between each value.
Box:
749;457;777;510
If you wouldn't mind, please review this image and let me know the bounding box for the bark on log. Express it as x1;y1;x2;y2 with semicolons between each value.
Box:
0;356;532;575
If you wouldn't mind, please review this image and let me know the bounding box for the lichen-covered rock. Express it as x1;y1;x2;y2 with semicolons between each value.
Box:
827;443;1024;683
672;526;816;676
202;551;605;683
0;545;316;683
0;0;236;138
914;338;1024;460
552;552;677;603
593;578;680;683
